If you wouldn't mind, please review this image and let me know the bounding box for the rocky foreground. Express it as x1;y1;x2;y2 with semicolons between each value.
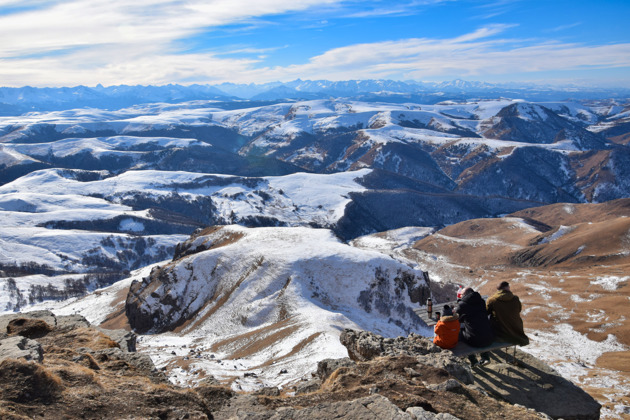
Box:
0;311;600;420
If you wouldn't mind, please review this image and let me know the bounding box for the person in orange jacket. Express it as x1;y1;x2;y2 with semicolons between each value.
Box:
433;304;460;349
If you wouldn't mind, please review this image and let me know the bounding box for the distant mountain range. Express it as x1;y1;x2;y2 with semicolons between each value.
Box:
2;79;630;115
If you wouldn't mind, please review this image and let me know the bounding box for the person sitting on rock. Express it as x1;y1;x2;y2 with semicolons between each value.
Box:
455;287;494;366
486;281;529;346
433;305;460;349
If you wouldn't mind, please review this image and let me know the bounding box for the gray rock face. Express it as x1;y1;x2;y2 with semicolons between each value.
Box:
316;357;356;382
406;406;462;420
424;379;463;393
340;329;441;362
0;336;43;362
56;314;91;330
339;329;477;383
294;378;322;395
90;347;164;381
214;394;412;420
96;327;137;352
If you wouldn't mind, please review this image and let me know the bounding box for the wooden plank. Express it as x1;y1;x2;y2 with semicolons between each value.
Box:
450;340;514;358
414;299;458;327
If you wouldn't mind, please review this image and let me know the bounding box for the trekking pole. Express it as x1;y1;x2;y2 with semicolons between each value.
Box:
512;346;516;364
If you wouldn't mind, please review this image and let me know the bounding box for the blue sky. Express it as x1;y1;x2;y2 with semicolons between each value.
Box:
0;0;629;87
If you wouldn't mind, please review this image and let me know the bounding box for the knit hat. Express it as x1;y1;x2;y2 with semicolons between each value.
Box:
497;281;510;290
442;305;453;316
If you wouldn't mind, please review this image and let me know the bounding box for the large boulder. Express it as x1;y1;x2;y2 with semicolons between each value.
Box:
0;336;43;363
95;327;137;352
7;318;53;339
338;329;600;419
340;329;441;362
0;310;56;333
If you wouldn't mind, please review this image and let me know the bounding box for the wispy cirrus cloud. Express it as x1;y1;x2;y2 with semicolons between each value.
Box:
0;0;343;85
345;0;456;18
0;0;628;87
472;0;523;20
546;22;582;33
255;34;630;82
3;22;630;86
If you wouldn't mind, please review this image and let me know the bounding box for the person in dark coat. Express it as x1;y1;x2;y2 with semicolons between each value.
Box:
455;287;494;365
486;281;529;346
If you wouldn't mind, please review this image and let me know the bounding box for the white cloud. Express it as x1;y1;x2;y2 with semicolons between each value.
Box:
0;0;341;58
0;1;629;87
346;0;455;18
547;22;582;33
250;32;630;83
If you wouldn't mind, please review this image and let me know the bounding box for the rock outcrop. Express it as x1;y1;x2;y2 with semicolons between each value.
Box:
337;329;600;420
0;311;213;419
340;329;473;384
0;313;600;419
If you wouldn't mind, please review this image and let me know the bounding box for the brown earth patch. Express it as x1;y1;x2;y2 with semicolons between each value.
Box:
211;319;300;360
7;318;53;338
609;132;630;145
597;351;630;373
99;305;130;331
99;285;132;330
253;332;323;369
510;197;630;227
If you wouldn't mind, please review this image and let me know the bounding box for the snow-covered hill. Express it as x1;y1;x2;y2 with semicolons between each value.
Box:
40;225;432;391
0;168;375;309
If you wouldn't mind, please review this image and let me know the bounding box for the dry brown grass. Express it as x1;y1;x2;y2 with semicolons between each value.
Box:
253;332;323;369
50;363;99;387
41;327;119;351
0;358;64;403
0;407;31;420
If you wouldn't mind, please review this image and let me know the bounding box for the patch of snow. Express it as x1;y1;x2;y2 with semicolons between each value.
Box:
118;218;145;232
590;276;629;291
585;309;607;323
563;204;575;214
540;225;575;244
524;323;627;376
